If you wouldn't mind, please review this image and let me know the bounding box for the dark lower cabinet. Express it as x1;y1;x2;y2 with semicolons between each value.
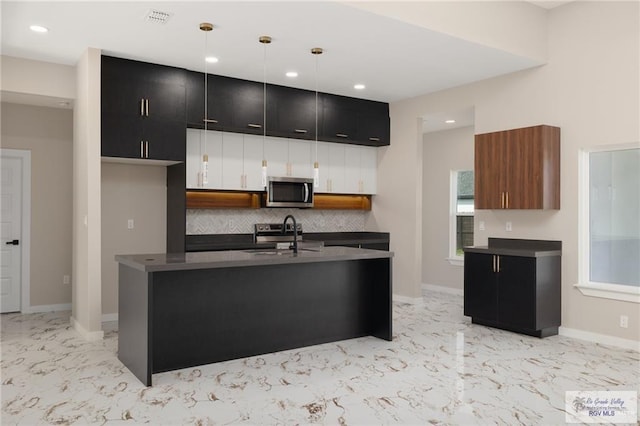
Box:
464;240;561;338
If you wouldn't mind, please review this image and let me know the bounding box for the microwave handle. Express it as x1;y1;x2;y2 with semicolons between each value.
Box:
303;183;309;202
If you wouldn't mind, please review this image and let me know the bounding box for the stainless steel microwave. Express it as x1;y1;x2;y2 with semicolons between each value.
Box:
266;176;314;208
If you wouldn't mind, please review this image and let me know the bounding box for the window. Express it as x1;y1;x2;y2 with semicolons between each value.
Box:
577;144;640;303
449;170;474;265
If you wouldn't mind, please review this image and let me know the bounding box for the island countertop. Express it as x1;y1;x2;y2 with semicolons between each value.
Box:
116;246;394;272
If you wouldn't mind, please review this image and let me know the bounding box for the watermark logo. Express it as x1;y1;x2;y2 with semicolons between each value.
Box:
566;391;637;424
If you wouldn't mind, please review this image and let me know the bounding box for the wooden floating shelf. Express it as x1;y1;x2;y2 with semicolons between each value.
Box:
186;190;372;211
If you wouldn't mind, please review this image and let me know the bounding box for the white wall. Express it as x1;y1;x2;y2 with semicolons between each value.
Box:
375;1;640;341
71;48;102;340
1;55;75;101
1;103;73;308
422;126;474;291
101;163;167;316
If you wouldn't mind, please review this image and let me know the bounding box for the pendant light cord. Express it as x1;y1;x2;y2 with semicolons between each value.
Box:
262;40;267;161
314;52;319;163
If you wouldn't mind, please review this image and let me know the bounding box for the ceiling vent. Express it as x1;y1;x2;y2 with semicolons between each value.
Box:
145;9;172;24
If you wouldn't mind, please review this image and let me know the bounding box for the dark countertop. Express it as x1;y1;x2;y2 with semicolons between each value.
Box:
463;238;562;258
116;246;394;272
185;232;390;252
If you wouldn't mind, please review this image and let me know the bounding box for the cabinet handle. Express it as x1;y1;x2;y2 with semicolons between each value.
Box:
203;118;219;124
497;255;501;273
294;129;308;134
336;133;349;138
492;255;496;272
505;192;509;209
140;141;144;158
247;123;262;129
501;192;505;209
145;99;149;116
140;99;145;116
369;137;380;142
145;141;149;158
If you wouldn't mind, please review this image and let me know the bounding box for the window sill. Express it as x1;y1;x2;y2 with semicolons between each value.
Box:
574;282;640;304
447;257;464;267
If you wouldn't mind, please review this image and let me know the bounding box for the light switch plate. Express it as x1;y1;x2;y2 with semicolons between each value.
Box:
506;221;513;232
479;221;485;231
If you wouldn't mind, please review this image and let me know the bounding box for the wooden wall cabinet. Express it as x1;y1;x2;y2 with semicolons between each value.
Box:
474;125;560;209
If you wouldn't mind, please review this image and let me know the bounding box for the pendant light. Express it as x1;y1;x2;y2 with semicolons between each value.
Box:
260;35;272;188
200;22;213;186
311;47;323;189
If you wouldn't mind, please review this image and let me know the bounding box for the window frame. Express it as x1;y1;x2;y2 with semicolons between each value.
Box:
448;169;474;266
576;142;640;304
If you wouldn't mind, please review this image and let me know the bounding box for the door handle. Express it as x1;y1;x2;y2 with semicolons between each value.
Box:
5;239;19;246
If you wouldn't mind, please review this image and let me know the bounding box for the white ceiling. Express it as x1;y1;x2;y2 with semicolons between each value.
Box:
1;0;553;107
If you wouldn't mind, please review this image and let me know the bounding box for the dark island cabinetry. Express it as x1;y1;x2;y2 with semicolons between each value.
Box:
101;56;186;161
464;238;561;337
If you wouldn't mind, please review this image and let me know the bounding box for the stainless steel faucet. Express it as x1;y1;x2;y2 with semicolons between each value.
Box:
282;215;298;254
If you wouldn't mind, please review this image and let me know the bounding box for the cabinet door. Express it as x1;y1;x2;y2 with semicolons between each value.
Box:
185;129;222;189
327;143;346;193
142;119;186;162
474;132;507;209
221;133;245;190
186;70;205;128
356;100;390;146
271;85;317;140
101;115;144;159
229;79;265;134
243;135;265;190
321;94;357;143
265;137;289;177
496;255;536;329
288;140;313;178
360;146;377;194
344;146;361;194
463;252;498;321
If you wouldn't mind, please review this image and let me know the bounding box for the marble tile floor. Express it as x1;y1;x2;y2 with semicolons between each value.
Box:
2;290;639;425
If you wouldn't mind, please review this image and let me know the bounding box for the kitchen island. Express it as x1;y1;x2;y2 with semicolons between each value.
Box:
116;246;393;386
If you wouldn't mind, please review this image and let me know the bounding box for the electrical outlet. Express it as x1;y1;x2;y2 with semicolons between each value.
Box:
127;219;134;229
620;315;629;328
63;275;70;285
506;221;513;232
479;221;485;231
228;219;235;230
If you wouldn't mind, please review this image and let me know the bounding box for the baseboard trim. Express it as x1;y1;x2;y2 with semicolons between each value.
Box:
393;294;423;305
70;316;104;342
422;283;464;296
102;313;118;323
559;326;640;352
22;303;72;314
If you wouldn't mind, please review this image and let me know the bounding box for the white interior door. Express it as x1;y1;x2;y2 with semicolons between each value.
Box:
1;155;23;313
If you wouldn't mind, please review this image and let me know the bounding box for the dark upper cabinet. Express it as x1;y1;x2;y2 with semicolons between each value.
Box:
101;56;186;161
185;70;389;147
463;240;561;338
320;94;358;144
268;85;318;140
356;100;390;146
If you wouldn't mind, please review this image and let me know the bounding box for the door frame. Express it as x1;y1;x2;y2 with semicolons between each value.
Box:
1;148;31;312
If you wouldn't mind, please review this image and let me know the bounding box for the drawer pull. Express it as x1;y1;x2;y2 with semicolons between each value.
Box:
294;129;308;134
248;123;262;129
336;133;349;138
369;137;380;142
203;118;219;124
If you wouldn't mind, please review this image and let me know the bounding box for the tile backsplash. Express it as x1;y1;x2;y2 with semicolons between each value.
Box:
187;209;368;234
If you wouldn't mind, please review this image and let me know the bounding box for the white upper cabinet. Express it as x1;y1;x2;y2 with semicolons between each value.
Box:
186;129;222;189
186;130;377;194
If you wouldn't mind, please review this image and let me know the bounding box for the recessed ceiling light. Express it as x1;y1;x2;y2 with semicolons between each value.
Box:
445;119;456;124
286;71;298;78
205;56;219;63
30;25;48;33
354;84;366;90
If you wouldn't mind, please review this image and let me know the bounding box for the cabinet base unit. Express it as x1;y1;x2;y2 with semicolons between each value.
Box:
116;247;393;386
463;238;561;338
